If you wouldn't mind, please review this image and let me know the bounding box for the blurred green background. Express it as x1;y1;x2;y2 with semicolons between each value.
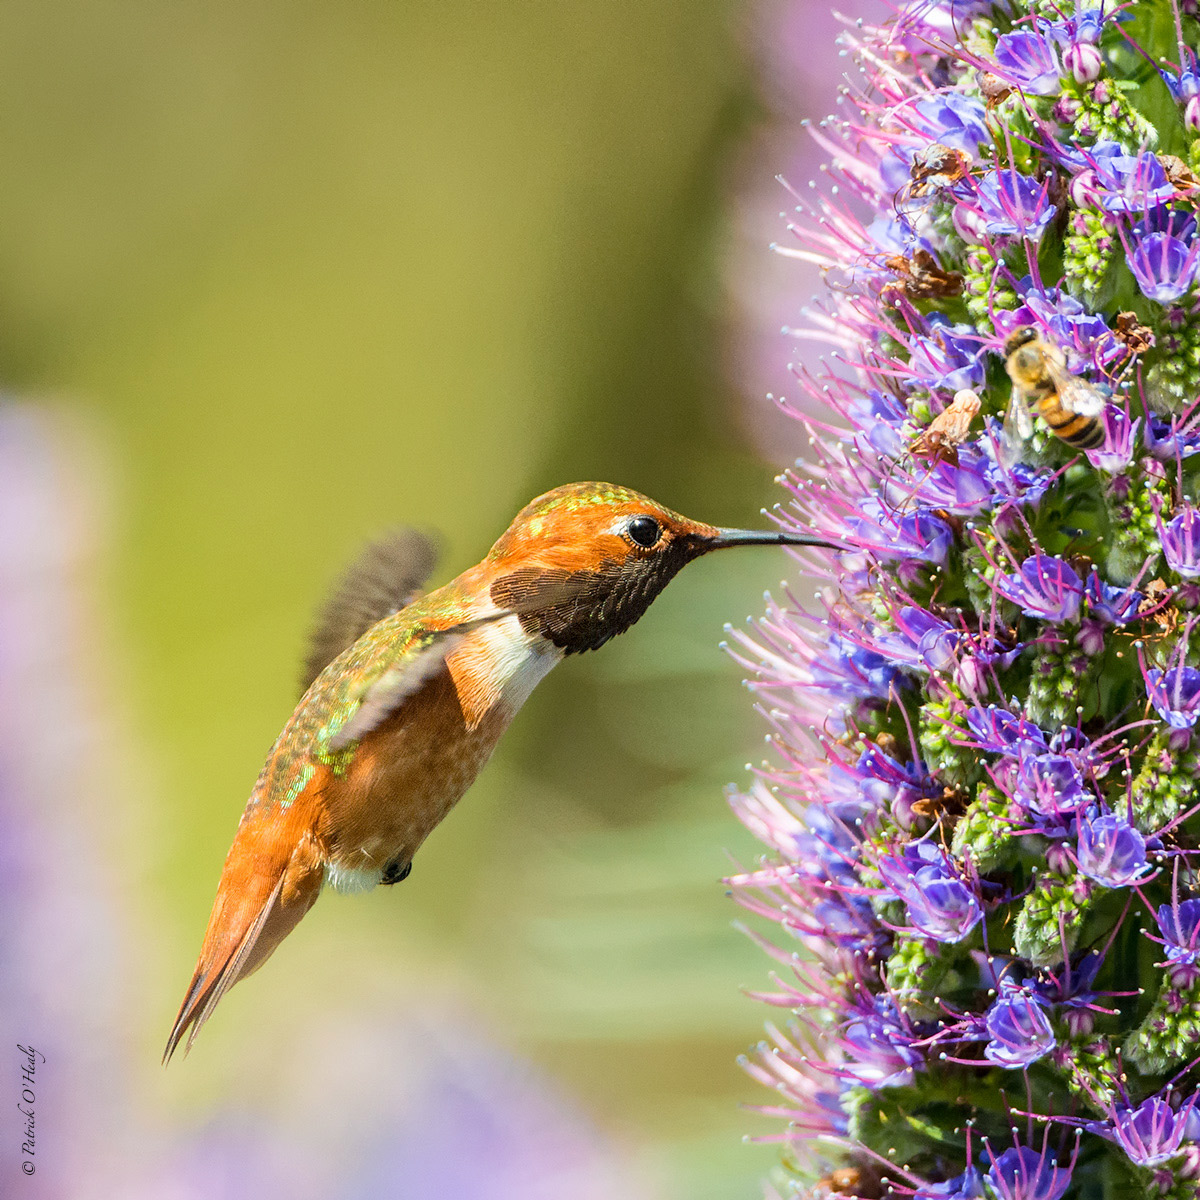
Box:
0;1;808;1195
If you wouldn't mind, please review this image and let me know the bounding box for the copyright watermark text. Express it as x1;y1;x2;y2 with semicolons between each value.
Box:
16;1044;43;1176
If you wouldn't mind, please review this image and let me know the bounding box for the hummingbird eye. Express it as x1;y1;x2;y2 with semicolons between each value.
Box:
625;515;662;548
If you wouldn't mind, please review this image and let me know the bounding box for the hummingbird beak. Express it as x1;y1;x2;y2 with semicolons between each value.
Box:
697;526;843;552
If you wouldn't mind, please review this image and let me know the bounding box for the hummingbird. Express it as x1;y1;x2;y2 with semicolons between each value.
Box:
163;482;839;1061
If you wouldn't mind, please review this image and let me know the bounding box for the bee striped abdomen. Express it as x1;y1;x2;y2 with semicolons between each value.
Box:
1035;397;1105;448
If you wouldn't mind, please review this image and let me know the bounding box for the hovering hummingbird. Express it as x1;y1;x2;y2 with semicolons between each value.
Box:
164;482;839;1061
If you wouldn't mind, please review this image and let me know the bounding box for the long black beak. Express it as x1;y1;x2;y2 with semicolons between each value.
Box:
701;527;843;551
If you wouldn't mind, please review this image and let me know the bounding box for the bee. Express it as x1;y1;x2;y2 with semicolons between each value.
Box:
907;143;971;197
1003;326;1109;450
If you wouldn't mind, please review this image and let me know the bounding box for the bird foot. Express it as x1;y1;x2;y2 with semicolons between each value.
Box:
380;858;412;886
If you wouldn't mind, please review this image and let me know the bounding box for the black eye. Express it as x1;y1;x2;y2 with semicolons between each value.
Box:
626;515;661;548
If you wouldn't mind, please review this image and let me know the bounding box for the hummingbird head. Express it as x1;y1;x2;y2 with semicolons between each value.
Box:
486;482;839;654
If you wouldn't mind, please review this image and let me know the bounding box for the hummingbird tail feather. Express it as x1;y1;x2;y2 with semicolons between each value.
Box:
163;831;324;1063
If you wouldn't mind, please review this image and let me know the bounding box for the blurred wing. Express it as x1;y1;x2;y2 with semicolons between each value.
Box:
1005;390;1034;441
324;617;492;752
301;529;439;693
1042;358;1108;417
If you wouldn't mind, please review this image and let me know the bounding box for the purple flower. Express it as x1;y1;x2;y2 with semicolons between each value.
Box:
1084;572;1141;624
995;556;1083;623
1056;8;1107;83
908;317;986;393
983;981;1057;1067
878;606;959;673
1076;807;1150;887
1144;665;1200;729
1126;232;1200;303
809;636;900;704
847;501;955;564
1083;406;1139;474
986;1146;1072;1200
1162;47;1200;131
1107;1095;1198;1167
1162;506;1200;578
840;998;924;1089
1090;146;1176;214
1012;753;1091;819
994;29;1064;95
1146;410;1200;460
966;705;1047;754
730;0;1200;1190
1155;900;1200;968
915;1167;987;1199
877;841;983;942
912;92;990;154
972;169;1057;241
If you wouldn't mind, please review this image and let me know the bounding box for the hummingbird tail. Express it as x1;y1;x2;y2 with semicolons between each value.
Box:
163;817;324;1064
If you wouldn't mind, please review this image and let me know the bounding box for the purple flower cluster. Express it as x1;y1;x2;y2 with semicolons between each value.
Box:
728;1;1200;1195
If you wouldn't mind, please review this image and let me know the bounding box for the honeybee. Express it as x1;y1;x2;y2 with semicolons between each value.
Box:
907;143;971;197
1003;326;1109;450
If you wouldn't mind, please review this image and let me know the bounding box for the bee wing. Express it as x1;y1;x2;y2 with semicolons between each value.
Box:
1041;356;1109;417
1005;390;1034;441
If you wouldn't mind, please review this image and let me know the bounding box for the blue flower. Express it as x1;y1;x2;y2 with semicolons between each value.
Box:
1144;665;1200;729
974;169;1057;241
1084;572;1141;623
877;841;983;942
966;705;1048;755
912;92;990;153
847;500;955;564
1161;47;1200;131
995;556;1084;623
1126;231;1200;303
1146;411;1200;460
983;981;1057;1068
1155;900;1200;967
908;316;986;392
840;997;924;1089
1091;146;1175;214
1054;7;1111;84
877;606;960;673
1013;752;1091;819
994;29;1065;96
1106;1095;1198;1167
1162;506;1200;578
915;1167;987;1199
1075;807;1151;887
986;1146;1072;1200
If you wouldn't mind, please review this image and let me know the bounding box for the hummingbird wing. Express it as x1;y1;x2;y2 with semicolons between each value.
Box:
323;619;490;751
300;528;439;693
